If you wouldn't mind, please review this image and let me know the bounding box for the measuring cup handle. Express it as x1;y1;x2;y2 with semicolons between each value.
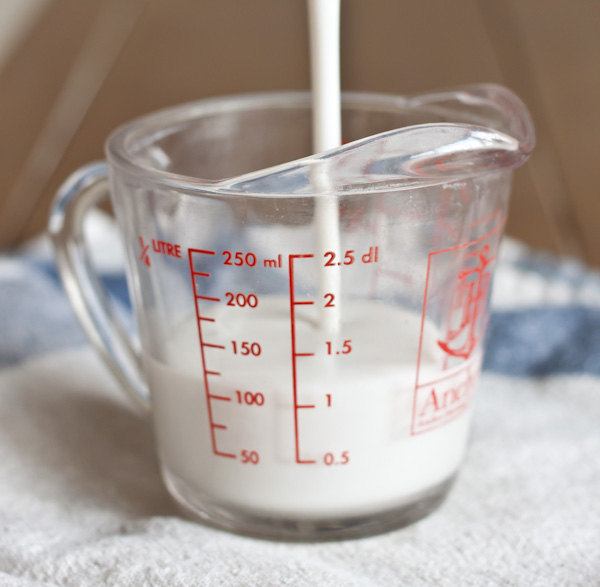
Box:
48;161;150;414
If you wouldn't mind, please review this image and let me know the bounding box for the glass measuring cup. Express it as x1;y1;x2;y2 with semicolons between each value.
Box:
49;85;534;541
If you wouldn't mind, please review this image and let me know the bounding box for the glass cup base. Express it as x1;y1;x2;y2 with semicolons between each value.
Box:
162;467;457;542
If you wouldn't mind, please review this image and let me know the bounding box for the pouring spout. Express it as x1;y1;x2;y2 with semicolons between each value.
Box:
217;84;534;196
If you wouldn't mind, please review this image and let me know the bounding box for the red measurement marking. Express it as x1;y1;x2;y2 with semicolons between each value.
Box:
188;248;235;460
202;343;225;350
293;300;314;306
216;451;236;458
295;352;315;357
297;404;316;409
191;249;216;257
208;394;232;402
289;254;317;465
138;237;149;259
138;236;151;267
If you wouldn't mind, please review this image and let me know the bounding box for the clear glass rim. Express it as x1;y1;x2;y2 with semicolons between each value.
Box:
105;86;535;197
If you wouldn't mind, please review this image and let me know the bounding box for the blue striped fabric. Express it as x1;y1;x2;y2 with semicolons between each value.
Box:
1;235;599;377
485;308;600;375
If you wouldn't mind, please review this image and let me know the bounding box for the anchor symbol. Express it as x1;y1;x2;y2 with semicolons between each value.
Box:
437;244;492;360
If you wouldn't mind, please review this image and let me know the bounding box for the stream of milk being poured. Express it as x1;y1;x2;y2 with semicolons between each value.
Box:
308;0;342;334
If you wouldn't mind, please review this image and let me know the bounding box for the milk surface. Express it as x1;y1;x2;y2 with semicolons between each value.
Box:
146;297;478;519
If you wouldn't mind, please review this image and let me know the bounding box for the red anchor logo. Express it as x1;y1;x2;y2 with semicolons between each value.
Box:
437;244;493;360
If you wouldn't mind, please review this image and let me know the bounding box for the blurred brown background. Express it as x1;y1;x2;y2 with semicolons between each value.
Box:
0;0;598;264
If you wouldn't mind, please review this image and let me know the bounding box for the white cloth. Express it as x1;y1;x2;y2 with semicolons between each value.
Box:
0;348;598;586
